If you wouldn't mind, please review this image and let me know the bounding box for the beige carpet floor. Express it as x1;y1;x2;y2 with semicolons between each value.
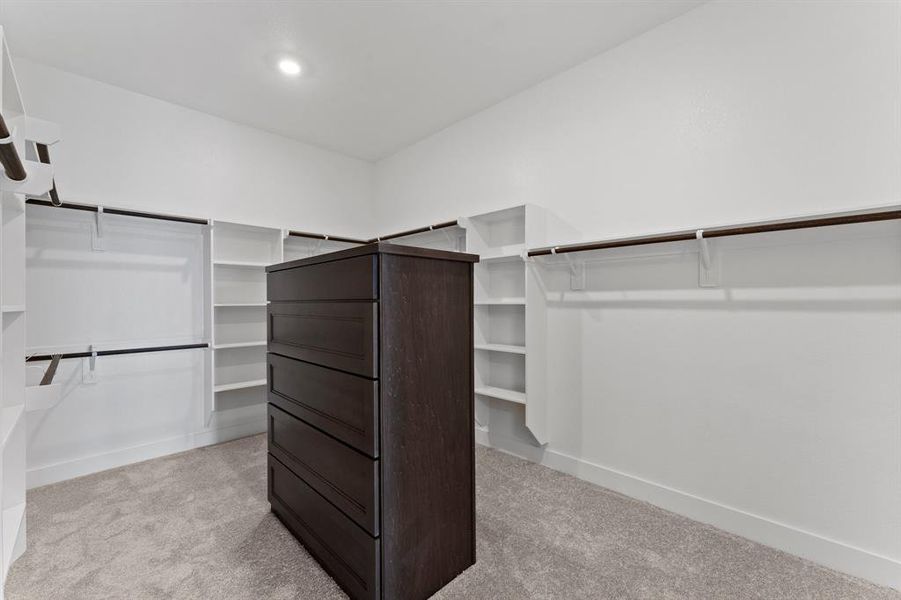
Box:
6;434;898;599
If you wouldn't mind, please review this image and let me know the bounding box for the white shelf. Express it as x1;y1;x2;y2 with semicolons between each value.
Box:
0;305;24;314
479;246;525;262
1;502;25;575
213;341;266;350
213;260;270;269
475;386;526;405
0;406;23;449
214;302;267;308
474;298;526;306
475;343;526;355
214;379;267;393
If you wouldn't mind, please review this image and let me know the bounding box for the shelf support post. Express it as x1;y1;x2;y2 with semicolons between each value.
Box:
696;229;720;287
82;345;99;384
92;206;105;251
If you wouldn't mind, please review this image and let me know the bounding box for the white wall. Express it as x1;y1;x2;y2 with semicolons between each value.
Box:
23;202;264;488
374;0;901;590
14;58;373;238
375;1;899;237
15;58;373;487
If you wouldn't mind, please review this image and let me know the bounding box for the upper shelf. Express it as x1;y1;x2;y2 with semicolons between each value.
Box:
213;260;270;269
474;298;526;306
478;246;525;262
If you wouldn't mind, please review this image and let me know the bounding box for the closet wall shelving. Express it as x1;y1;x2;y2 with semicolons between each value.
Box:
0;25;60;593
465;206;532;437
23;196;573;476
1;194;27;585
462;204;576;445
205;224;374;424
208;221;282;421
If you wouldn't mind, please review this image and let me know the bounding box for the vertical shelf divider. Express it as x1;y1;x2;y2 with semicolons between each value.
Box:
0;25;61;586
209;221;282;416
465;204;577;446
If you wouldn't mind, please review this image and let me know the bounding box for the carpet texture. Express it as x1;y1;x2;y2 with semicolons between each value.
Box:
6;434;898;599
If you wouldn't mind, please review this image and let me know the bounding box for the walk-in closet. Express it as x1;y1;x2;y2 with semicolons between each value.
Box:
0;1;898;599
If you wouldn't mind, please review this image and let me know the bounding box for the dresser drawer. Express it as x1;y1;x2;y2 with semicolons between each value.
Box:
269;454;380;600
268;255;377;301
268;403;379;535
268;354;379;457
268;302;377;378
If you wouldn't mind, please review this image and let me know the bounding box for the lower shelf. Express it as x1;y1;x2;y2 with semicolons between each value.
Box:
474;343;526;355
474;386;526;405
213;341;267;350
214;379;267;393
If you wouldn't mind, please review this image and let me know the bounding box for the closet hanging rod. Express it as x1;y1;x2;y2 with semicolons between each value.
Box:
25;198;209;225
287;230;369;244
369;219;459;242
0;112;27;182
26;342;209;363
528;207;901;257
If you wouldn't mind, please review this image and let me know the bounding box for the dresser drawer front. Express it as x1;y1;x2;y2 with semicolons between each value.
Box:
268;354;379;457
268;404;379;535
269;454;380;600
268;302;377;377
268;255;377;302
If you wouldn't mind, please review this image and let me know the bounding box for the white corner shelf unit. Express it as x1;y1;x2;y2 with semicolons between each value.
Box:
207;221;283;422
0;25;61;591
463;204;575;445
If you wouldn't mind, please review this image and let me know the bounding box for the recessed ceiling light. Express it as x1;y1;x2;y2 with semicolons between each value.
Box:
278;58;302;77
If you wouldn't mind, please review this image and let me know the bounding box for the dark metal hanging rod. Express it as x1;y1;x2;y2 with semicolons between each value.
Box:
288;230;369;244
27;342;209;363
0;113;27;182
289;219;460;245
25;198;209;225
369;219;459;242
528;207;901;257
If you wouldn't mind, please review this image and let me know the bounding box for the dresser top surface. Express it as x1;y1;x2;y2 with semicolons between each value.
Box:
267;241;479;273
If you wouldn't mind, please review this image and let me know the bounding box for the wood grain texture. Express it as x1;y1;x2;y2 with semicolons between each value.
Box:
268;302;378;377
268;254;377;301
267;246;476;600
269;404;380;535
268;353;379;457
269;454;380;600
378;253;476;600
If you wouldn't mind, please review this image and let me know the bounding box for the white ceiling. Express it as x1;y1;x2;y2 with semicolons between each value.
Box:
1;1;703;161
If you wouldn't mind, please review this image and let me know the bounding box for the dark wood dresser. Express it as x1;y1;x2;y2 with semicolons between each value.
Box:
265;242;478;600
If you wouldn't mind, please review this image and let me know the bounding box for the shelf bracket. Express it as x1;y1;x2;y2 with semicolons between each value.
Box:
92;206;105;251
696;229;720;287
39;354;62;386
552;248;585;290
82;345;99;384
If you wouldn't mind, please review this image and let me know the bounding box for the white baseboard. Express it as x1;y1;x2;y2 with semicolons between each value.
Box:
27;417;267;489
476;426;901;591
